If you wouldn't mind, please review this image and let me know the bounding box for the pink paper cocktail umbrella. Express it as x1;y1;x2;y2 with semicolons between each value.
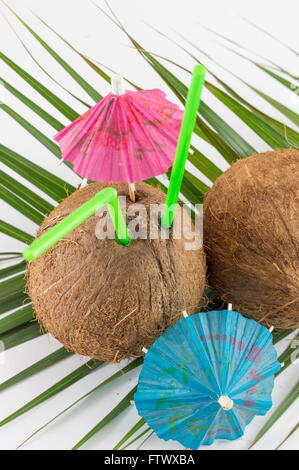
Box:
54;76;183;200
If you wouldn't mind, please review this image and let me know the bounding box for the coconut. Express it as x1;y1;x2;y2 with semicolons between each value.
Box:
27;181;206;362
203;148;299;329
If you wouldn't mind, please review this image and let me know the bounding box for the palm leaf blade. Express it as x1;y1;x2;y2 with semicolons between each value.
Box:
4;3;102;102
0;52;79;121
0;305;33;334
0;347;72;391
18;358;142;448
0;219;33;243
0;359;104;426
0;144;75;201
72;386;137;450
0;321;42;351
113;418;145;450
0;170;53;214
0;260;26;281
1;77;64;131
0;185;44;224
249;379;299;449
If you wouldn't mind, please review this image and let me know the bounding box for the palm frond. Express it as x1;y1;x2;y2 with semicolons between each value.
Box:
248;379;299;449
0;359;104;426
275;423;299;450
1;77;64;130
0;304;34;335
0;322;42;351
0;144;75;200
1;52;80;120
0;260;26;280
72;386;137;450
18;358;142;449
120;428;152;450
2;1;102;102
113;418;146;450
0;219;34;243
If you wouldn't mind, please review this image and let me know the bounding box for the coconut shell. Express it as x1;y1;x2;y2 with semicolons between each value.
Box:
27;181;206;362
204;148;299;329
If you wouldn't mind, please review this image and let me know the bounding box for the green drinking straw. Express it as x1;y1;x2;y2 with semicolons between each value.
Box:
161;65;206;228
23;188;131;262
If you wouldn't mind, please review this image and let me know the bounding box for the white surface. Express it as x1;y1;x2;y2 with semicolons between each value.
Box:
1;0;298;451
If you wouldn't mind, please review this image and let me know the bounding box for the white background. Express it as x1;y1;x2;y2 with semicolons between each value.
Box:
0;0;298;450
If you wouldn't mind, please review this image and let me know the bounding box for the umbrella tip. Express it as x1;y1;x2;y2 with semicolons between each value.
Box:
218;395;234;410
111;74;125;96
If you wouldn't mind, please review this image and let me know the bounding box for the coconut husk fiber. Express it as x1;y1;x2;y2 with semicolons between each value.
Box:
204;148;299;329
27;181;206;362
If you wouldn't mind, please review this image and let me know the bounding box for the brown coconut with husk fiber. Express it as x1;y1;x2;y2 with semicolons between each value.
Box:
204;148;299;329
27;181;206;362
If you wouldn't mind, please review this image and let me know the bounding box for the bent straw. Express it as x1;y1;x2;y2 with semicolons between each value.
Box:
161;65;206;228
23;188;131;262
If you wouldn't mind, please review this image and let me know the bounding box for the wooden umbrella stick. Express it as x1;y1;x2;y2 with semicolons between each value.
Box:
80;178;88;188
111;75;136;203
129;183;136;202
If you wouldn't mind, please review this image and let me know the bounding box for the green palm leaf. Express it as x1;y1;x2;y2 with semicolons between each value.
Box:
199;24;299;81
0;260;26;280
0;273;29;315
249;379;299;449
91;6;242;163
257;65;298;92
0;304;33;334
242;18;299;58
275;423;299;450
0;219;33;243
18;358;142;449
0;321;42;351
113;418;146;450
0;293;29;315
118;427;151;450
164;31;299;137
142;50;295;159
34;14;112;85
0;52;79;121
0;185;44;224
205;83;290;148
0;274;25;302
0;252;22;262
2;1;102;102
273;329;294;344
208;76;299;145
276;333;299;376
0;7;92;109
136;51;241;161
0;170;53;214
0;359;104;426
1;77;64;131
1;104;61;157
189;146;222;182
0;347;72;391
72;386;137;450
0;144;75;201
214;41;299;90
246;86;299;129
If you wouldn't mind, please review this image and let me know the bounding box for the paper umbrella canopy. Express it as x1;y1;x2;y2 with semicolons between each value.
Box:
54;86;183;183
134;310;281;449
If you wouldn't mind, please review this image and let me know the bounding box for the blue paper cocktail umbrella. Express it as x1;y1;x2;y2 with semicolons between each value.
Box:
134;310;281;449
